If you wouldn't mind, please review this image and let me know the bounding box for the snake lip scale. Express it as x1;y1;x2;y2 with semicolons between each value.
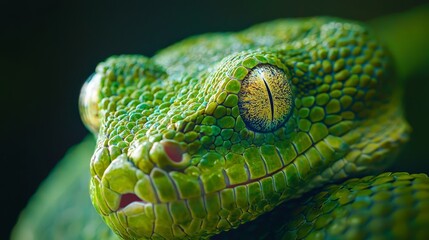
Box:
117;130;345;212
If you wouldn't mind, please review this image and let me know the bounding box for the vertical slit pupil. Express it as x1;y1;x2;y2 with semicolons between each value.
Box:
261;76;274;122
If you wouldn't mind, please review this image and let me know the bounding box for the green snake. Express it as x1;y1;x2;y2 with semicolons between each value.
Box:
12;16;429;239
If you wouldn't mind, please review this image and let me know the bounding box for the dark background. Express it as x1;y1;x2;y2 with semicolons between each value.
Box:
2;0;429;238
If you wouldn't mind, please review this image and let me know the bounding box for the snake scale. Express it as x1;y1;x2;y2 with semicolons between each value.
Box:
12;17;429;240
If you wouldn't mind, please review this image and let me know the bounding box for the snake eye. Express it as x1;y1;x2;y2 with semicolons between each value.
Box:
79;73;101;134
238;64;293;132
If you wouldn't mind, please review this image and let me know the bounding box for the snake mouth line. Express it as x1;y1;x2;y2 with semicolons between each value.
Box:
115;166;297;221
116;160;297;212
116;140;314;211
224;160;291;189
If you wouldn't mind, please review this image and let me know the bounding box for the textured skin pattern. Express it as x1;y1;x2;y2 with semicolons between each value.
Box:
79;17;417;239
216;172;429;239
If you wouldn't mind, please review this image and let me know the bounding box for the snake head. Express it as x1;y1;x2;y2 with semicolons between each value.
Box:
80;18;410;239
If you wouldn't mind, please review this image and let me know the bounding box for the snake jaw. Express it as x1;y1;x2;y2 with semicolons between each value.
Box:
92;131;351;235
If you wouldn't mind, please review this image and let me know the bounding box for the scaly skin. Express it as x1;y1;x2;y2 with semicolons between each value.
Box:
12;17;429;240
216;172;429;239
78;17;425;239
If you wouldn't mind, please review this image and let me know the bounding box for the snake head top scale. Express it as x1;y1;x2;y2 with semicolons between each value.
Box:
79;17;410;239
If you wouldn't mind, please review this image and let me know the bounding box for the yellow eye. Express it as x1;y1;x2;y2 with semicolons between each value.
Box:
79;73;101;134
238;64;293;132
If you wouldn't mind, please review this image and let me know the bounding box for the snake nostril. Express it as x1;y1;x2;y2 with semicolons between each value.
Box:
119;193;143;209
161;141;183;163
